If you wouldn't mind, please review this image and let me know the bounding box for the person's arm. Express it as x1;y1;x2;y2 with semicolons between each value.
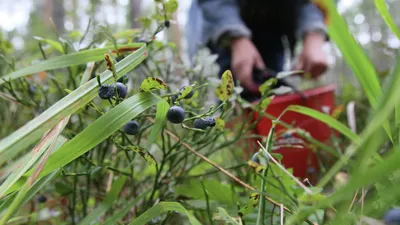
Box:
197;0;251;46
197;0;264;94
297;2;328;41
295;2;329;78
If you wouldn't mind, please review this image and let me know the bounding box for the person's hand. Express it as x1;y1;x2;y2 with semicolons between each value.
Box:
295;31;328;78
230;37;265;93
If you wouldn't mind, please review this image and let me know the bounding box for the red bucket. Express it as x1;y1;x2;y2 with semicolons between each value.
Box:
252;84;337;180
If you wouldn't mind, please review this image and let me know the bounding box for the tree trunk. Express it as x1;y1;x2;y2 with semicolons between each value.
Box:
129;0;142;28
52;0;65;33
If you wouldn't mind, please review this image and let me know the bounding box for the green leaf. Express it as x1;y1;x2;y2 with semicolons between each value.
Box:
0;43;143;86
239;193;259;216
151;13;164;22
128;202;201;225
259;78;278;96
127;146;156;166
0;169;60;216
0;134;67;198
140;77;167;92
216;70;234;101
138;17;152;29
175;179;238;205
284;105;360;143
147;100;169;147
102;192;149;225
77;176;127;225
315;0;393;140
256;96;273;112
0;134;61;225
176;85;194;100
165;0;179;13
33;36;65;53
6;92;159;195
215;118;225;131
214;207;242;225
0;45;147;165
374;0;400;40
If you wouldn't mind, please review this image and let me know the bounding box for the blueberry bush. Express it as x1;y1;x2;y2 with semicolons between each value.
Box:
0;0;400;224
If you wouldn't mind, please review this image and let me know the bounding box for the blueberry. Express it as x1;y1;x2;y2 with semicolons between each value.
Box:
123;120;140;135
251;152;260;164
204;117;216;127
115;82;127;99
283;133;292;139
307;167;317;174
179;85;194;99
164;20;170;28
171;95;178;103
28;84;36;94
37;195;47;203
98;85;115;99
167;106;185;124
384;208;400;225
117;74;129;84
194;118;208;130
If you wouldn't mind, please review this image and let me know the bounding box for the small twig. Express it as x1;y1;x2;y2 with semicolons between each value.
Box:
271;205;276;225
280;204;284;225
257;141;312;194
348;189;359;212
361;186;365;219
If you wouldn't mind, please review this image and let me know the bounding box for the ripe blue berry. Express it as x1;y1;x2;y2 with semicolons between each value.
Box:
164;20;170;28
251;152;260;164
167;106;185;124
98;85;115;99
123;120;140;135
171;95;178;103
115;82;127;99
204;117;216;127
117;74;129;84
179;85;194;99
194;118;208;130
384;208;400;225
28;84;36;94
37;195;47;203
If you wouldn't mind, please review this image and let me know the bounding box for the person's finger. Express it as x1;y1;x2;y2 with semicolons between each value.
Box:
241;61;259;93
254;53;265;69
310;62;328;78
294;57;304;71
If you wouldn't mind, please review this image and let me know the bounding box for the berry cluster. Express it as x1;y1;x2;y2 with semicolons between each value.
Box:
97;76;142;136
98;82;128;100
194;117;216;130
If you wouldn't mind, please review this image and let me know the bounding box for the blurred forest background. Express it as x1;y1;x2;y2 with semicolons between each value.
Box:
0;0;399;96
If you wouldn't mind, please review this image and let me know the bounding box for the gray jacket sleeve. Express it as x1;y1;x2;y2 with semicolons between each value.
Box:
196;0;330;45
297;3;328;40
197;0;252;45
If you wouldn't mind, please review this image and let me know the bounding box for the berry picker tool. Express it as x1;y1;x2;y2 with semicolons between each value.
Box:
252;67;307;100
